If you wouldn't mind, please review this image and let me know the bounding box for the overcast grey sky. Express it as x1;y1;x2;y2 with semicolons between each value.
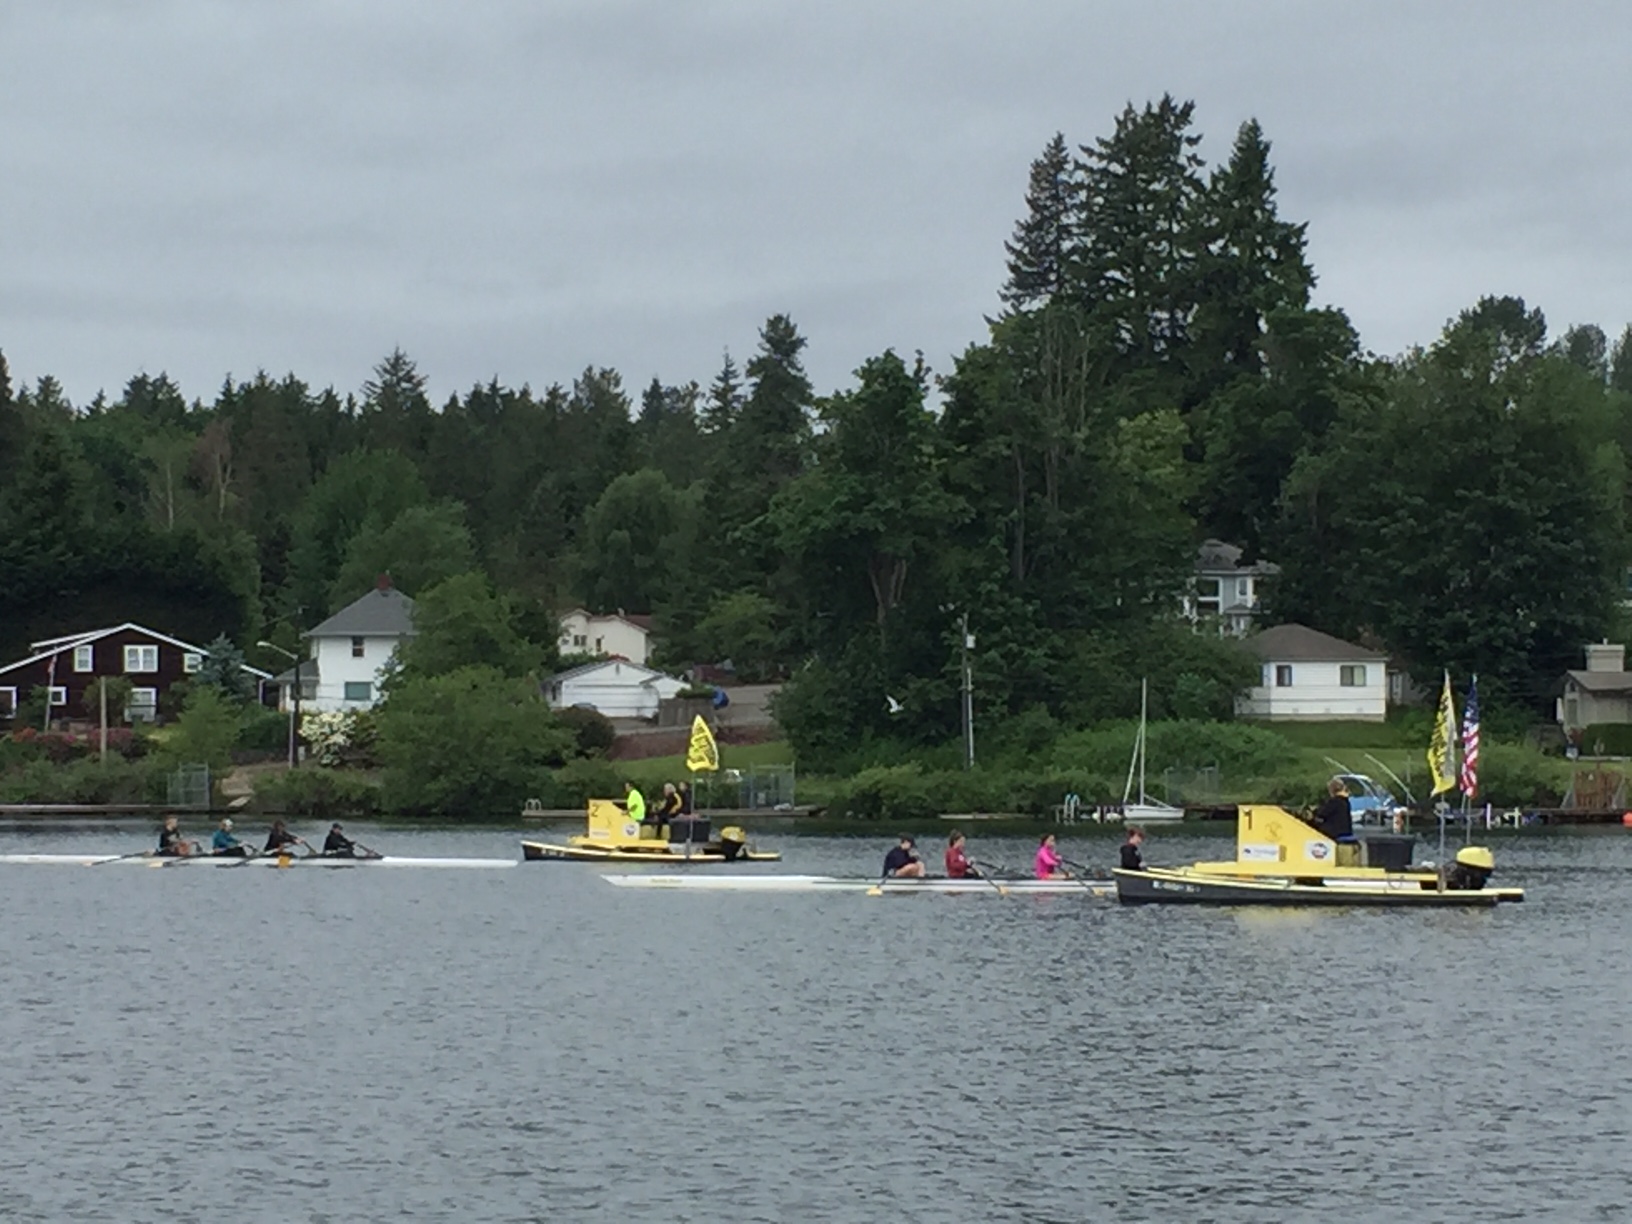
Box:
3;0;1629;409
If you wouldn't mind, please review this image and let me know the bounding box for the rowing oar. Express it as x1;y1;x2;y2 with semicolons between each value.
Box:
90;848;156;866
223;847;264;869
1060;856;1110;884
865;870;893;897
352;842;383;861
966;859;1010;897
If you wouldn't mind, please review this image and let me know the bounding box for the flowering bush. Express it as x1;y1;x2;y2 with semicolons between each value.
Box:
299;710;379;767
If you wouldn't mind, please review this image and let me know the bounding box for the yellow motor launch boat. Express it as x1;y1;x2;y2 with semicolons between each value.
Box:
1113;804;1524;907
521;799;781;864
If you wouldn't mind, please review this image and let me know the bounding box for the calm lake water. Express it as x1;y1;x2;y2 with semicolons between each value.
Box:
0;822;1627;1222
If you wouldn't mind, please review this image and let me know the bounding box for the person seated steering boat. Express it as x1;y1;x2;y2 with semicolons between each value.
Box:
1313;778;1360;863
945;830;977;878
884;835;925;878
264;820;306;855
623;781;651;828
157;815;197;858
1119;827;1146;872
322;822;357;857
1445;846;1495;890
1035;832;1070;880
211;817;248;857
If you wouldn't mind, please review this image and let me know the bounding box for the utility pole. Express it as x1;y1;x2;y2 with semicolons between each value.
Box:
258;640;303;769
960;611;975;770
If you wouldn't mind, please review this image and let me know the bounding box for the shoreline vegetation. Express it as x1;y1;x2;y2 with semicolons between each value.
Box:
0;717;1586;825
5;96;1631;822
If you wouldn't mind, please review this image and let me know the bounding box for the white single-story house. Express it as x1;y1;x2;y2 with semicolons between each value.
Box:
1236;623;1388;722
1558;642;1632;733
558;608;652;665
545;659;684;720
274;578;416;713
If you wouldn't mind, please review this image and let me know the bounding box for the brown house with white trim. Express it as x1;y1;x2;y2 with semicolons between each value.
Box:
0;623;270;725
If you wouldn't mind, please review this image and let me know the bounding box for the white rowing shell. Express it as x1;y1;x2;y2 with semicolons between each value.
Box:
602;873;1113;894
0;853;516;869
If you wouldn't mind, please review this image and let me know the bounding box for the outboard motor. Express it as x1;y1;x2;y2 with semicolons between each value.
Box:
718;826;748;862
1445;846;1495;890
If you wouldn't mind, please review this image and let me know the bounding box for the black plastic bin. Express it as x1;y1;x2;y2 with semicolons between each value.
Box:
1359;834;1416;871
669;817;711;844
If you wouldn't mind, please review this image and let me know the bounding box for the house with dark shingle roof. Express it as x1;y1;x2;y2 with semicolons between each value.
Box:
1235;623;1387;722
273;577;416;713
1558;642;1632;733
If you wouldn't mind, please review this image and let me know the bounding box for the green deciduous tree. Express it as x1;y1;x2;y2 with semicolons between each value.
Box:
1274;296;1626;711
576;468;696;615
375;666;573;816
394;572;543;681
329;502;477;605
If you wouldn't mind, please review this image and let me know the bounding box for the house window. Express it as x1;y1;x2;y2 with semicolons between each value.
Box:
343;681;373;703
351;637;366;659
124;645;159;673
1340;664;1366;687
572;634;587;648
1275;665;1294;687
594;636;604;651
1236;578;1250;600
73;644;94;672
0;687;15;717
127;688;158;721
183;652;203;674
48;686;67;706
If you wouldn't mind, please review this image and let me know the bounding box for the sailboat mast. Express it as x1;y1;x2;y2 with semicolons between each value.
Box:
1139;678;1148;804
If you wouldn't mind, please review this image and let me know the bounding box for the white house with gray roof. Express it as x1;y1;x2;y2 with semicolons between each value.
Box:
275;579;416;713
1235;623;1388;721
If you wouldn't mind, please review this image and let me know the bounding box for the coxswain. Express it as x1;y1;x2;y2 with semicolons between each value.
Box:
211;817;248;858
1119;826;1146;872
677;780;694;815
945;830;976;878
322;822;356;857
1034;832;1069;880
156;815;197;858
883;835;925;878
264;820;305;855
623;781;650;826
1445;846;1495;890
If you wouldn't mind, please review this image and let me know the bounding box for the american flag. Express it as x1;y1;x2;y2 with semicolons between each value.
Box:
1460;676;1480;799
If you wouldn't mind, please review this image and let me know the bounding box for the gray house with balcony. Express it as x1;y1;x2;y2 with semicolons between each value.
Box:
1184;540;1280;636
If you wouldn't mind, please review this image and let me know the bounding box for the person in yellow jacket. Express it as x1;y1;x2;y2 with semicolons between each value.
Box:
623;780;648;826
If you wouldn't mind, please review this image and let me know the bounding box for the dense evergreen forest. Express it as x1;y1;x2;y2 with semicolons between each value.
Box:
3;96;1631;772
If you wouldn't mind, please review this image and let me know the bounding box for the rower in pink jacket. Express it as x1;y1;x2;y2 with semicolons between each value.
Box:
1034;832;1069;880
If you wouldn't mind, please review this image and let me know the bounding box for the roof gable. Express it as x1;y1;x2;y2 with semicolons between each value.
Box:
1245;623;1386;663
551;659;673;685
11;623;271;678
306;588;417;638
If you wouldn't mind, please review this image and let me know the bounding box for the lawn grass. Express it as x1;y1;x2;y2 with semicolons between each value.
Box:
621;739;797;787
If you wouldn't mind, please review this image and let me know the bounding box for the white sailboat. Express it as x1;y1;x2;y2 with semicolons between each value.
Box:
1121;678;1186;824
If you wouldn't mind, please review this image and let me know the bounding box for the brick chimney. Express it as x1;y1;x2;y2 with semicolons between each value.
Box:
376;573;394;591
1584;641;1625;673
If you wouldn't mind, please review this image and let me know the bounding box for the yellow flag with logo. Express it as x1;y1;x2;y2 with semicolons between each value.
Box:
1427;671;1458;795
685;714;719;773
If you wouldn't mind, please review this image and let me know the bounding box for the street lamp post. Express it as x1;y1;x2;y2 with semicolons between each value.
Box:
959;611;975;771
257;641;302;769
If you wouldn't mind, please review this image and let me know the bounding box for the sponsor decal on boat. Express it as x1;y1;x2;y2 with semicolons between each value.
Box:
1241;844;1281;862
1305;841;1332;861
